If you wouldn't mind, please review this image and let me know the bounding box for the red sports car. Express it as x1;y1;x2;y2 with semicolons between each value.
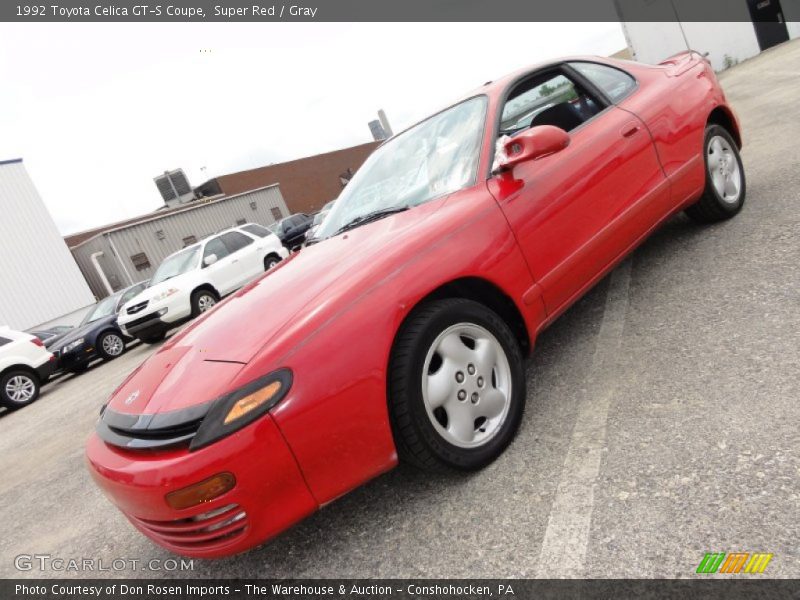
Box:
86;53;745;557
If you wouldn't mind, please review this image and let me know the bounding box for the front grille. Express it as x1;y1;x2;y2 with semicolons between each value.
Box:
96;403;212;450
127;300;149;315
132;504;248;550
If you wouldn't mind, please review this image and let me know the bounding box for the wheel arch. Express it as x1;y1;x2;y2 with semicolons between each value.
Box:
707;105;742;149
191;283;220;300
0;364;39;383
398;276;531;357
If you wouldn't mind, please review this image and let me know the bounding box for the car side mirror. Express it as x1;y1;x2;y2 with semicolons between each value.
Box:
496;125;570;172
203;254;218;267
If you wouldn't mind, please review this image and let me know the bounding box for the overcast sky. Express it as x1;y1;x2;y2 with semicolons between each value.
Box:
0;23;625;235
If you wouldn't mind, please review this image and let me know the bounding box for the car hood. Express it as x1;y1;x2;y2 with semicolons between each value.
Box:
106;199;449;414
50;316;115;351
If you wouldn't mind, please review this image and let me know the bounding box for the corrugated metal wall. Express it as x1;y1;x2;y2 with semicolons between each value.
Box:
71;185;289;298
0;160;96;329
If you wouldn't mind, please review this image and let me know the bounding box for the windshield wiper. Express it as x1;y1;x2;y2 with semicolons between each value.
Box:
332;206;409;237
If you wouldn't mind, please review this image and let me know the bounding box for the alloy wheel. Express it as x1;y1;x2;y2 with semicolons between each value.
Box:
5;375;36;404
102;334;124;356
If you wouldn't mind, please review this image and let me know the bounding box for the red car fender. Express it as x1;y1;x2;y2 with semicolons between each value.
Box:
235;188;544;505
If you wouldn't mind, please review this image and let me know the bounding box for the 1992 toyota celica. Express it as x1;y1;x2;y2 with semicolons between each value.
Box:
86;53;745;557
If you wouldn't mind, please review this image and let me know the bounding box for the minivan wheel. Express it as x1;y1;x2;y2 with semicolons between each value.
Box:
191;290;218;317
264;254;281;270
685;124;746;223
388;298;526;472
0;370;41;410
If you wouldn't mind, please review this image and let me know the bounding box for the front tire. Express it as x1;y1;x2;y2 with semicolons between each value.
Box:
685;124;746;223
97;331;125;360
0;369;41;410
139;332;166;344
190;289;219;317
264;253;282;270
388;298;525;472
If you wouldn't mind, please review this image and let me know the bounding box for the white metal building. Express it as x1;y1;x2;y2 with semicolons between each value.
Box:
616;0;800;71
0;159;95;330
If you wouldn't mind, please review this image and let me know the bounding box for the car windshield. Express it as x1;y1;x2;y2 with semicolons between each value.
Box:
150;246;200;286
82;294;121;325
315;96;487;239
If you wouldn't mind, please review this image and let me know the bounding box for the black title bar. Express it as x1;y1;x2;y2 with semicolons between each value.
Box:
0;0;780;23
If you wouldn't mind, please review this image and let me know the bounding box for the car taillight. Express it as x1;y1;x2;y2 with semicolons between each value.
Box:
30;337;45;348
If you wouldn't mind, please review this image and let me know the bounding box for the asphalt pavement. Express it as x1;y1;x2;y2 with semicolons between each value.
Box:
1;39;798;579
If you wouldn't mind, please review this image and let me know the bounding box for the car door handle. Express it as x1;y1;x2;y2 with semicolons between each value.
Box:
621;123;640;138
232;259;239;263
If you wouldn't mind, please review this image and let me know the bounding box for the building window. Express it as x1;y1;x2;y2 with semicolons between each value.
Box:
130;252;151;271
155;229;166;240
182;235;197;246
270;207;283;221
249;201;257;210
236;218;246;226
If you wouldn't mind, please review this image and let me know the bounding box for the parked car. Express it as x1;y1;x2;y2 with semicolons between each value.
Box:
235;223;287;269
117;226;289;343
304;200;336;243
0;327;56;409
30;325;73;347
268;213;314;250
87;53;746;557
48;281;149;374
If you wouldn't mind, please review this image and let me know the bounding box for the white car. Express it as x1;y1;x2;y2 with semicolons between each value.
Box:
118;224;288;343
0;326;56;409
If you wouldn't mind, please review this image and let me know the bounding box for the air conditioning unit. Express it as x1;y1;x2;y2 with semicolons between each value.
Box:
154;169;195;208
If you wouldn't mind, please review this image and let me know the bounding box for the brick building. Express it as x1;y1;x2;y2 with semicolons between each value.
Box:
195;141;381;215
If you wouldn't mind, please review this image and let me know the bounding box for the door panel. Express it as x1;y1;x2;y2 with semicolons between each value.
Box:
488;106;667;315
202;237;237;294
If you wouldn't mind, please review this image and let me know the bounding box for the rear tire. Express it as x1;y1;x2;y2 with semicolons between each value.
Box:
685;124;746;223
388;298;525;472
0;369;41;410
190;289;219;317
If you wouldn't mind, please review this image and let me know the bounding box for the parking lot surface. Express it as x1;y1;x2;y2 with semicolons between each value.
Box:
1;40;799;579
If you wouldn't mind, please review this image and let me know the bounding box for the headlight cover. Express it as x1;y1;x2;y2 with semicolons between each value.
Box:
63;338;85;352
189;368;292;451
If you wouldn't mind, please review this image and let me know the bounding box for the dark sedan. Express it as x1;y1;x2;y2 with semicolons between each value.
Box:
49;281;148;374
268;213;314;250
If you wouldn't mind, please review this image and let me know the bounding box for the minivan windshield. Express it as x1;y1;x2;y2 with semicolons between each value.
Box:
150;246;201;286
315;96;487;239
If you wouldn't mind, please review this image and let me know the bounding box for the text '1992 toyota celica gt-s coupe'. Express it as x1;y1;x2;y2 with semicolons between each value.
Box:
87;53;745;557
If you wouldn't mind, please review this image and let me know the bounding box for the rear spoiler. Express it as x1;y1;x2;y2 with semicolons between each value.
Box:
659;50;710;76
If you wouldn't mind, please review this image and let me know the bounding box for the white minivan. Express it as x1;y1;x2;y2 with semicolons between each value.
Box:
0;327;56;409
118;224;288;343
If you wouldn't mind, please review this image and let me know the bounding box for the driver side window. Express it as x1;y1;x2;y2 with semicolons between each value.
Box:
500;70;602;136
203;237;229;266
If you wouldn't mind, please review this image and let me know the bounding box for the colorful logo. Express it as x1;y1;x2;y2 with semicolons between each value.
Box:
696;552;773;574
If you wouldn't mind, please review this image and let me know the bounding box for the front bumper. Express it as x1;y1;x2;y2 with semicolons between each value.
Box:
55;344;96;371
85;413;317;558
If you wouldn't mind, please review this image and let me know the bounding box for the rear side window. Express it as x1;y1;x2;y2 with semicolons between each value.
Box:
220;231;254;253
241;224;270;238
203;237;230;264
569;62;637;103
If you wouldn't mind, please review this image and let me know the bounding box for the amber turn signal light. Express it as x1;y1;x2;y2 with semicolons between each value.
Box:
223;381;282;424
165;472;236;510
